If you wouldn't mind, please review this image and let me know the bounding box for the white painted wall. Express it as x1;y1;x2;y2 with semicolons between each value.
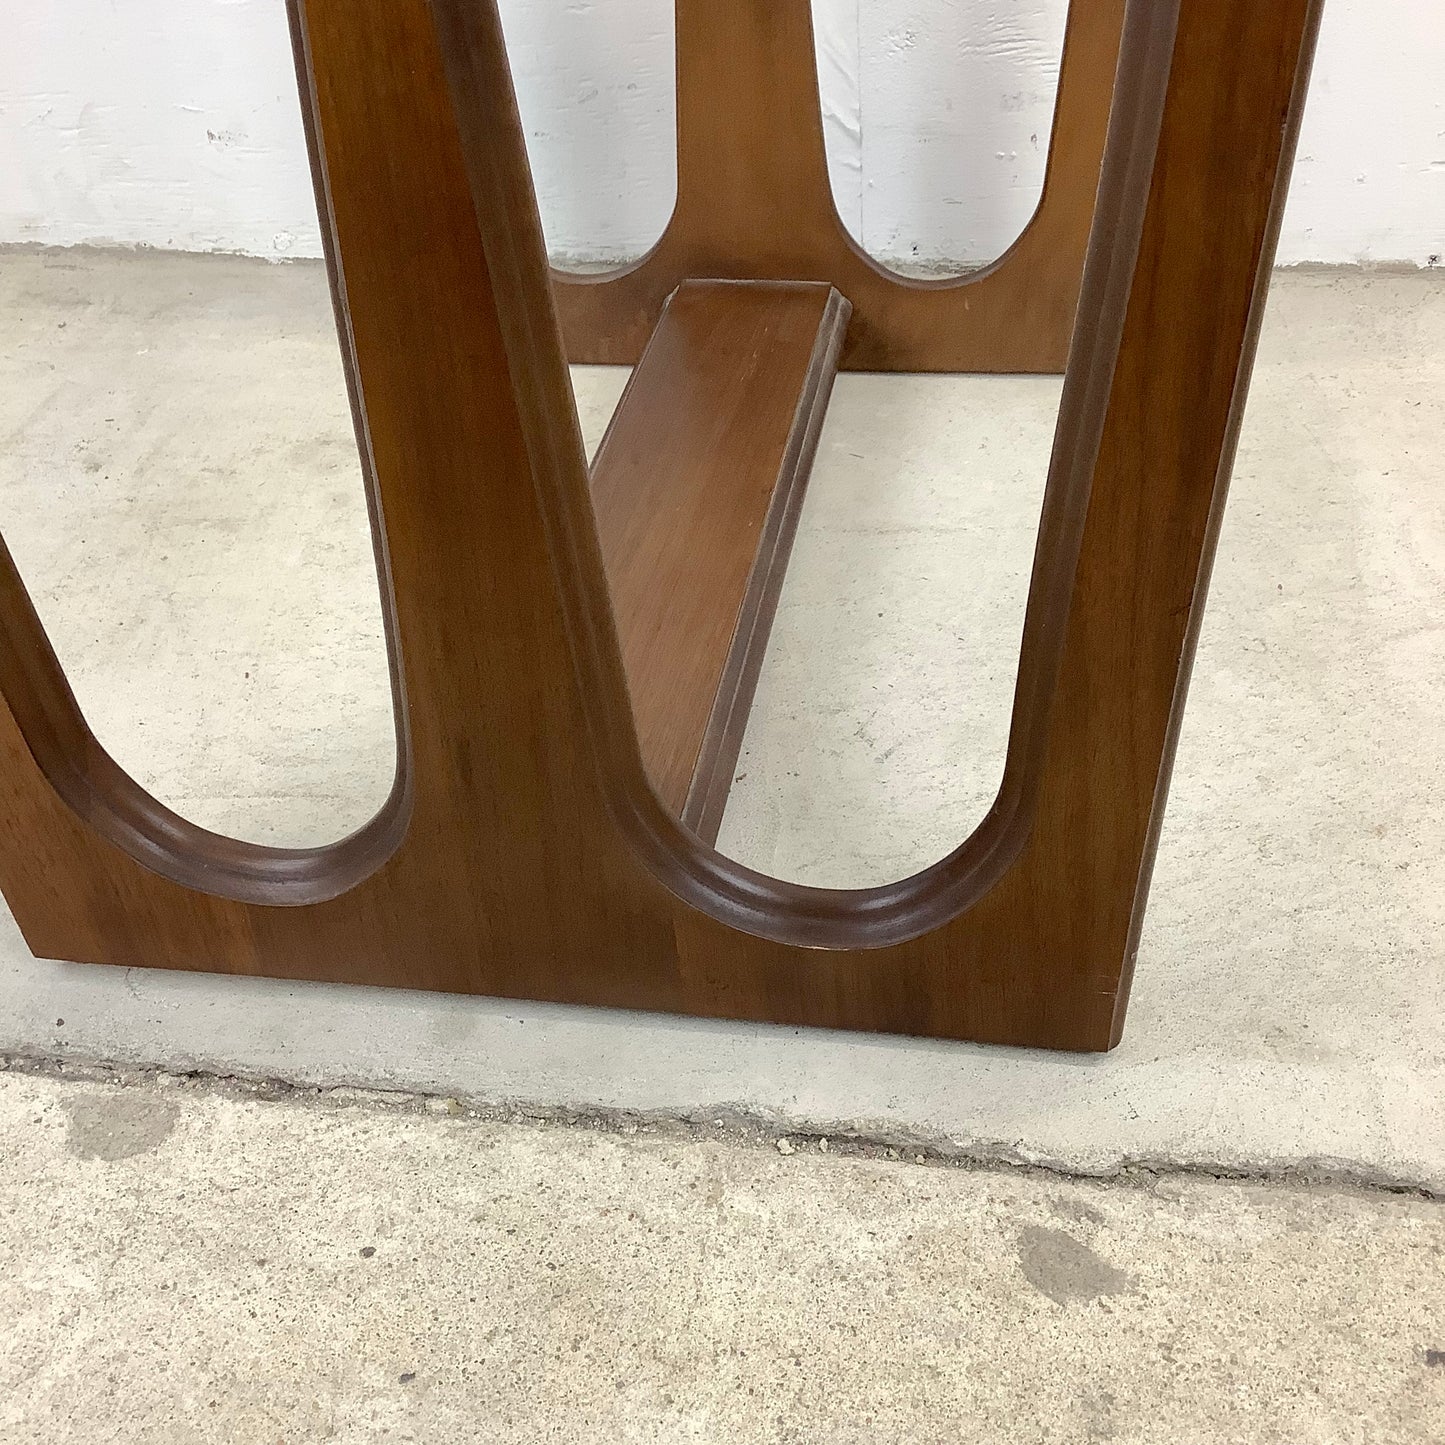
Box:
3;0;1441;267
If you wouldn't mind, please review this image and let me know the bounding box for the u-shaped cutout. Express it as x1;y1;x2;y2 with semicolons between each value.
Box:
434;0;1184;949
498;0;677;270
0;0;411;907
829;0;1072;277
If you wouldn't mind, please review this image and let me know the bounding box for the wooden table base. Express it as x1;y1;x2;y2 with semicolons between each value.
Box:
0;0;1322;1051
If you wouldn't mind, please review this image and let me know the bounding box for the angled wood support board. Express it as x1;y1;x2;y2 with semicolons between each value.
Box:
589;278;849;841
0;0;1322;1050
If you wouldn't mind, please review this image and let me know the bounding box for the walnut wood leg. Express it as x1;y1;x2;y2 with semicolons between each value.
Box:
0;0;1322;1051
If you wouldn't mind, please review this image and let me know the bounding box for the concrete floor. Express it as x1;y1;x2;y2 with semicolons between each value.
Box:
2;1065;1442;1444
0;248;1442;1440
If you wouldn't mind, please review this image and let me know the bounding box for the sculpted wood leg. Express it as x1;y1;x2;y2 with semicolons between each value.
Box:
0;0;1321;1050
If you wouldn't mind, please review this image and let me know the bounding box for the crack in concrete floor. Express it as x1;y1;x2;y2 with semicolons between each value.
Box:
2;1065;1441;1443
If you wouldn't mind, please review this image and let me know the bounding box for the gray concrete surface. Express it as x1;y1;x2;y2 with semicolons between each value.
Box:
1;1065;1441;1444
0;249;1441;1189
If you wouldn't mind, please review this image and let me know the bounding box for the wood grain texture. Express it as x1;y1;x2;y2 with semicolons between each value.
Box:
0;0;1322;1051
589;279;849;837
551;0;1127;373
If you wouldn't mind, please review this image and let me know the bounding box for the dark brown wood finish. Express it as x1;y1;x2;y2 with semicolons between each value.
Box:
0;0;1322;1051
589;279;849;836
552;0;1127;373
